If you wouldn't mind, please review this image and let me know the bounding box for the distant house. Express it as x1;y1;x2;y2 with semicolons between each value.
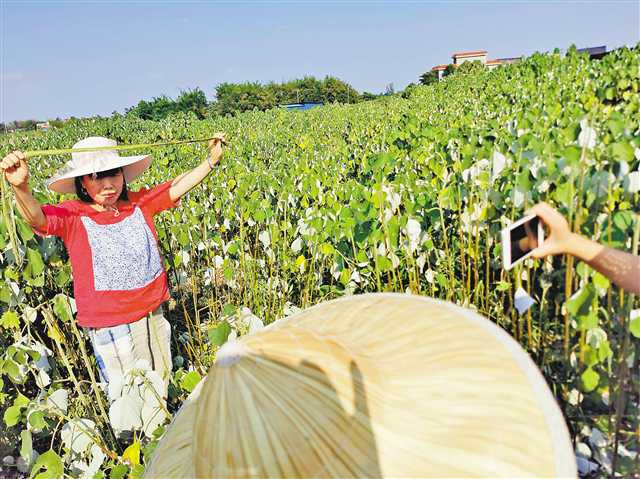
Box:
431;64;449;80
431;50;515;80
577;45;607;59
281;102;323;111
495;57;522;65
36;121;50;131
452;50;488;65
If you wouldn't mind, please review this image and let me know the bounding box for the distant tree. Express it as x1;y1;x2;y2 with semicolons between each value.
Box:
444;64;456;77
50;117;65;128
384;83;395;95
15;119;37;130
401;83;419;99
456;60;485;75
321;76;359;104
126;95;178;120
212;76;360;116
360;92;378;101
419;70;439;85
176;88;208;119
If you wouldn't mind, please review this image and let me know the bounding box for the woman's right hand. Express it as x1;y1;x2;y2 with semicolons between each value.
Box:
1;151;30;189
526;202;574;258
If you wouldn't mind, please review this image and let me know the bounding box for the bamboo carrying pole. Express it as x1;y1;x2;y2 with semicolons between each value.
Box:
23;137;226;158
144;293;577;479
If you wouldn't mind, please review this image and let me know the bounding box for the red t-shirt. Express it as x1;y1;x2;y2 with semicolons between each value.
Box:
35;181;178;328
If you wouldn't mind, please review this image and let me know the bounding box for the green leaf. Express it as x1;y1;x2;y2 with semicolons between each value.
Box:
0;310;20;329
20;430;33;463
597;341;613;362
4;405;22;427
592;272;610;292
566;284;596;317
319;242;334;255
53;294;74;323
26;248;45;277
109;464;128;479
630;317;640;339
553;182;573;209
28;410;47;430
610;141;634;162
578;310;598;331
209;321;231;346
30;449;64;479
16;219;34;242
14;393;30;408
222;303;237;318
122;439;141;466
581;367;599;393
612;211;634;232
374;255;392;272
129;464;145;479
179;370;202;393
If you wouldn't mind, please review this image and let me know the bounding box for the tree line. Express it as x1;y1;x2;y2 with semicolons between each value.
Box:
125;76;372;121
1;76;389;131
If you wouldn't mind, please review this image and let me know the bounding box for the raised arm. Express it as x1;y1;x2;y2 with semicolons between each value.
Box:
1;151;47;231
529;202;640;295
169;133;226;202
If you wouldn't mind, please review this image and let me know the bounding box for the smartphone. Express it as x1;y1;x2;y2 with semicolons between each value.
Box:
501;214;544;270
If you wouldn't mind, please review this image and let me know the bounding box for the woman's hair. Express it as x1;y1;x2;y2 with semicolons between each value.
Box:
74;167;129;203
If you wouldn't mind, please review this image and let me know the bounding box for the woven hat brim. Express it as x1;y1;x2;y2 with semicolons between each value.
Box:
46;154;152;194
142;379;203;478
144;293;577;479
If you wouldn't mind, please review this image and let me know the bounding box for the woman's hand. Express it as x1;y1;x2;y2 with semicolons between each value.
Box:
526;202;574;258
207;133;227;168
169;132;228;202
1;151;30;189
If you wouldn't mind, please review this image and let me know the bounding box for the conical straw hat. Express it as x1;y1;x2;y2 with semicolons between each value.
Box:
145;293;576;478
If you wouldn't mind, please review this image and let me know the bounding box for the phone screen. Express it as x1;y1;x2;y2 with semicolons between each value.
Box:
510;217;540;264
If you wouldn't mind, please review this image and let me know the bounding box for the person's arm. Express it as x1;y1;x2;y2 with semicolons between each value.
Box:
1;151;47;231
528;202;640;295
169;133;226;202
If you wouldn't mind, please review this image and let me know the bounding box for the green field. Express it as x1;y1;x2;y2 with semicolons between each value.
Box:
1;45;638;477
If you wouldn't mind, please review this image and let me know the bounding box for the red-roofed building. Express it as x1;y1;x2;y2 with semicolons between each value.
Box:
429;49;520;81
431;64;449;80
452;50;488;65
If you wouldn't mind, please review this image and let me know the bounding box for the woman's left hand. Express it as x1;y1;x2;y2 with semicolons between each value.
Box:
208;133;227;167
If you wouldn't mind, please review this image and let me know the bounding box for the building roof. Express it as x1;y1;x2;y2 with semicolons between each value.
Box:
486;59;502;66
577;45;606;55
452;50;488;58
431;64;449;71
496;57;522;62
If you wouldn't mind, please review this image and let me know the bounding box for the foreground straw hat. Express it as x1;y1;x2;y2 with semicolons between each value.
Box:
46;137;152;193
145;293;576;478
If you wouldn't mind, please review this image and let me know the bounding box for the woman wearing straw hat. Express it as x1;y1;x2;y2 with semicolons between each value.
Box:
0;133;225;405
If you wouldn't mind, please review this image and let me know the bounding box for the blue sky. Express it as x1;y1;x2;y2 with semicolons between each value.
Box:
1;0;638;122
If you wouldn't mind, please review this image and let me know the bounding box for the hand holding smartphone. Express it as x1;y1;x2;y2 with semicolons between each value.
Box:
501;214;545;270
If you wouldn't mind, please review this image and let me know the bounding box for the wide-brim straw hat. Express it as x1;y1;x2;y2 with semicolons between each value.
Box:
46;137;152;194
144;293;576;478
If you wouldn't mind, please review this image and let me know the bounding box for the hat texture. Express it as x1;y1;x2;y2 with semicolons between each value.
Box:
144;293;576;478
46;137;152;194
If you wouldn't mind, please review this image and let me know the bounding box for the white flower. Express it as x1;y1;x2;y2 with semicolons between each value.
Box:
382;185;401;212
258;230;271;249
513;186;526;208
491;150;507;181
578;119;597;149
625;171;640;193
424;268;434;283
290;237;302;253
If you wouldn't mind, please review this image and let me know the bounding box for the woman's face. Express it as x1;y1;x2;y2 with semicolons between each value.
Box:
81;169;124;206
